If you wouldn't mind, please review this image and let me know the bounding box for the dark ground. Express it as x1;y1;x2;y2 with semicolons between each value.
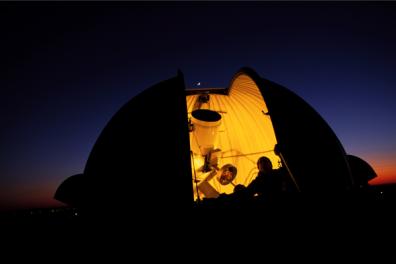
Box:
1;185;394;262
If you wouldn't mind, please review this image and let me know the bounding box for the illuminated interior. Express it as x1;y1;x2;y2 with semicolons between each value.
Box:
187;73;281;200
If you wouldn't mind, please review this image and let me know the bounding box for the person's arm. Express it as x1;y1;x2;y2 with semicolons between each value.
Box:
203;169;217;182
245;174;263;196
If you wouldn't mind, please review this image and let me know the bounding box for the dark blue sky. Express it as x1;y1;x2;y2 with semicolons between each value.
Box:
1;2;395;210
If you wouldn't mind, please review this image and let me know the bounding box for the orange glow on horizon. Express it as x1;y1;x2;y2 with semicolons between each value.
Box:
369;169;396;185
0;183;65;211
366;155;396;185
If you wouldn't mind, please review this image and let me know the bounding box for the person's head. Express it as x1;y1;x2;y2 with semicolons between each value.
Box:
218;164;237;185
257;156;273;173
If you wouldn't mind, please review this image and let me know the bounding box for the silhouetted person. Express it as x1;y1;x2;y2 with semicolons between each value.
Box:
233;156;288;202
197;164;237;199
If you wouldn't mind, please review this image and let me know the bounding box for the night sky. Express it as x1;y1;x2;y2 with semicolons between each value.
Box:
1;2;395;211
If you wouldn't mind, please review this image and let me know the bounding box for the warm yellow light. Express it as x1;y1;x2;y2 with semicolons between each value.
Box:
187;73;281;199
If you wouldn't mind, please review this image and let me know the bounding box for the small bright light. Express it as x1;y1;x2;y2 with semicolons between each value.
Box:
197;82;201;86
74;212;78;216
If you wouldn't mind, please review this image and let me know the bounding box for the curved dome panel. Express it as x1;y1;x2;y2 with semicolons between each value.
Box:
347;154;377;187
237;67;353;192
83;73;192;209
54;174;87;207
